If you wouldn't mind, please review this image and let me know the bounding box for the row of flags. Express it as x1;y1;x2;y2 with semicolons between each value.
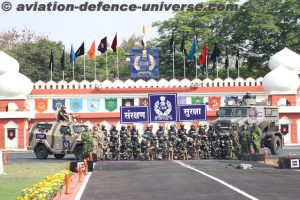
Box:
49;34;117;70
170;35;240;69
48;24;242;80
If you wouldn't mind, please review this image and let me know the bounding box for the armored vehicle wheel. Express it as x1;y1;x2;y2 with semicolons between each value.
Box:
54;154;65;159
74;145;83;160
35;144;49;159
270;135;282;155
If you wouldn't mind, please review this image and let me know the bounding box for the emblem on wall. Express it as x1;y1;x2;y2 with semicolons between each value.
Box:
52;99;65;111
87;99;100;112
35;99;48;113
70;98;83;112
7;128;16;140
208;97;221;110
105;98;117;112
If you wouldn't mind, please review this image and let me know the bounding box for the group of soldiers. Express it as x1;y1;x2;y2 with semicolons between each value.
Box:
81;121;262;161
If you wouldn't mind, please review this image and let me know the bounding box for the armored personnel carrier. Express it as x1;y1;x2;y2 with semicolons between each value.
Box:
28;121;86;159
213;98;283;155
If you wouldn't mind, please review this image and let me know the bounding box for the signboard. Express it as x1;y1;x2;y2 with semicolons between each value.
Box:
178;104;207;121
120;106;149;123
290;159;299;168
149;93;177;122
130;49;159;78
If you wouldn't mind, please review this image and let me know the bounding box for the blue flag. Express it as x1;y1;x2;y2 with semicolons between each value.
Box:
70;44;75;63
188;36;197;60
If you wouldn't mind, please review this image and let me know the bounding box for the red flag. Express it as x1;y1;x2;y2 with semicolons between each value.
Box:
88;40;96;59
199;42;207;65
111;33;117;52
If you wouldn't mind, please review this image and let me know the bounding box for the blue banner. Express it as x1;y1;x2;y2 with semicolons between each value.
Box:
178;104;207;122
130;49;159;78
120;106;149;123
149;93;177;122
87;99;100;112
52;99;65;111
70;98;83;112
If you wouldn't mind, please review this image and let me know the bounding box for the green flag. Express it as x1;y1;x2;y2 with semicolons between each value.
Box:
192;97;204;104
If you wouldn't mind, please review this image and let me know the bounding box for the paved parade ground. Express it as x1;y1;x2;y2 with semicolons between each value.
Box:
82;160;300;200
5;146;300;200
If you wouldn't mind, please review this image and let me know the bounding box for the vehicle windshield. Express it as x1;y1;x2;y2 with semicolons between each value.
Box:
233;108;248;117
73;125;85;133
218;108;234;117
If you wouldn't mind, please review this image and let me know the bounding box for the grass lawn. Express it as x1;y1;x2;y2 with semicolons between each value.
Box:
0;162;69;200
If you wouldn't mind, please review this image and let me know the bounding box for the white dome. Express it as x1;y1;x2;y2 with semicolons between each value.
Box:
269;48;300;71
0;51;19;75
263;65;300;94
0;71;33;96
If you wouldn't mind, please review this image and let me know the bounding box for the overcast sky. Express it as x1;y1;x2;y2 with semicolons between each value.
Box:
0;0;246;50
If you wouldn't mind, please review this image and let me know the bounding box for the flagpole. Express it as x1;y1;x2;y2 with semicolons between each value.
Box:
206;55;208;78
183;51;186;79
238;59;240;78
94;55;97;80
195;54;197;79
106;51;108;80
50;63;53;81
216;58;219;79
72;61;75;80
117;47;119;79
84;55;86;80
227;67;229;78
172;41;175;79
63;71;64;81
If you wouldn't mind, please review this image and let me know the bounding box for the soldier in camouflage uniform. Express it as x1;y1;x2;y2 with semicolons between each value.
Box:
110;125;119;160
240;121;251;155
100;124;110;160
91;126;99;160
81;128;93;159
251;123;262;154
177;124;187;140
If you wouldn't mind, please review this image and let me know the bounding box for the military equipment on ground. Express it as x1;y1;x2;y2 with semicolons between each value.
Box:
28;121;85;159
214;98;283;155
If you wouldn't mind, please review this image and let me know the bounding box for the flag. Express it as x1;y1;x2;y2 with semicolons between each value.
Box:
70;44;75;63
188;36;197;60
225;47;229;69
61;48;65;70
235;49;240;69
111;33;117;52
199;42;207;65
169;32;175;53
98;37;107;53
211;44;221;63
141;25;147;48
49;49;54;70
75;42;85;57
180;35;186;55
88;40;96;60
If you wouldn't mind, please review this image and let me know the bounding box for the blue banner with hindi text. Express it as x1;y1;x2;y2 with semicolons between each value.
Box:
120;106;149;123
178;104;207;122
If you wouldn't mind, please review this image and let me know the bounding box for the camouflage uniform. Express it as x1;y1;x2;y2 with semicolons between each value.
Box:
240;123;251;155
251;124;262;154
82;131;93;155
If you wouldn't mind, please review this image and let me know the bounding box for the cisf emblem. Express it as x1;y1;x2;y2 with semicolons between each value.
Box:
35;99;48;113
149;93;177;122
